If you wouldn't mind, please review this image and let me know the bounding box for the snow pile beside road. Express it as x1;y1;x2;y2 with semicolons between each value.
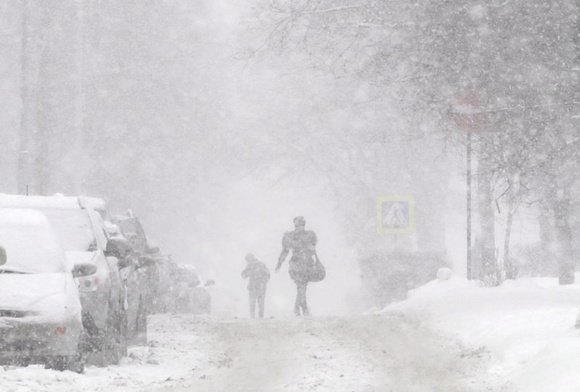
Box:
382;273;580;391
0;316;209;392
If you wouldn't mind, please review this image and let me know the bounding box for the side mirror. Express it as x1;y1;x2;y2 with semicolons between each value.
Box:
105;237;132;259
117;257;132;269
205;279;216;287
137;255;156;269
0;247;6;266
72;263;97;278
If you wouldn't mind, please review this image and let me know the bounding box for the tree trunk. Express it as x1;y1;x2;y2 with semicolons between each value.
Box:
551;188;574;285
538;204;555;276
503;205;516;279
476;156;498;284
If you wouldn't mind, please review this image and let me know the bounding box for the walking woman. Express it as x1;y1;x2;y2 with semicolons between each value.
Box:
275;216;318;317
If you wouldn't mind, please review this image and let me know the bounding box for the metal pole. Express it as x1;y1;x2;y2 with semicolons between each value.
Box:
467;129;472;279
18;0;31;195
74;0;85;194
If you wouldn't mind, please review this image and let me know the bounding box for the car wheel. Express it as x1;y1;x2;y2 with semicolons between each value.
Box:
104;309;128;365
15;358;30;367
104;326;121;364
66;353;85;373
134;296;147;344
45;355;84;373
69;358;85;374
45;356;66;371
119;309;128;357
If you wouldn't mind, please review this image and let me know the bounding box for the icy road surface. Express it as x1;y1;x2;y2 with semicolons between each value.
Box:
0;313;494;392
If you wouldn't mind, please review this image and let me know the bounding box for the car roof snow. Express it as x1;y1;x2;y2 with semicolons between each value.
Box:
0;194;105;211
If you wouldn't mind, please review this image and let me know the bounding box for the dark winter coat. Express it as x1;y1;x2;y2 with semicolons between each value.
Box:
242;260;270;291
282;229;318;282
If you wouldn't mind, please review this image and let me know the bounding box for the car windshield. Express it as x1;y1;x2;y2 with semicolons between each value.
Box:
117;219;137;236
38;209;97;252
0;209;66;274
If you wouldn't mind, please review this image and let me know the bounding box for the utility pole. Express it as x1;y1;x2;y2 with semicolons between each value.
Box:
18;0;32;195
73;0;86;194
466;129;472;279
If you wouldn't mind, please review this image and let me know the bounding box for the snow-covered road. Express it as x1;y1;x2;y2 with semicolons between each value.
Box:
155;314;490;392
0;312;495;392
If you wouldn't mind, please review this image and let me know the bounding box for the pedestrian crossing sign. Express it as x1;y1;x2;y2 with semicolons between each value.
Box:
376;195;415;234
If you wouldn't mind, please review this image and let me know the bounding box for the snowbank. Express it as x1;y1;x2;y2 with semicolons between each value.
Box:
381;272;580;391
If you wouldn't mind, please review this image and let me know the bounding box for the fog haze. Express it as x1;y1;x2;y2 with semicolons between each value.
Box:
1;0;578;314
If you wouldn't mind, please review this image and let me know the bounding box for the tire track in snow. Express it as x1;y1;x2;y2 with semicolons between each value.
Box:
156;313;495;392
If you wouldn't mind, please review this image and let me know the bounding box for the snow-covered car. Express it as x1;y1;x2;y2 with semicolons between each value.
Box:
0;194;129;364
0;208;95;372
173;264;212;314
202;281;241;318
112;212;160;341
155;257;212;314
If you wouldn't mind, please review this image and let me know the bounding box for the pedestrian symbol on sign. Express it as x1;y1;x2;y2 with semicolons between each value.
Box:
377;196;415;234
384;202;408;228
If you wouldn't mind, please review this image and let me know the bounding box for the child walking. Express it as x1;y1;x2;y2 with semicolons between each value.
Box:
241;254;270;318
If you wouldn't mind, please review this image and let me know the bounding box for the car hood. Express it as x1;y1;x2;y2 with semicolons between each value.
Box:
0;273;69;319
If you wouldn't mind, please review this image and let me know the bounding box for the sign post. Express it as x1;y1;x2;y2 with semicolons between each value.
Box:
449;91;486;280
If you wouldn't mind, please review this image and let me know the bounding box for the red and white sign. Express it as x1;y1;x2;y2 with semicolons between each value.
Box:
449;91;487;131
